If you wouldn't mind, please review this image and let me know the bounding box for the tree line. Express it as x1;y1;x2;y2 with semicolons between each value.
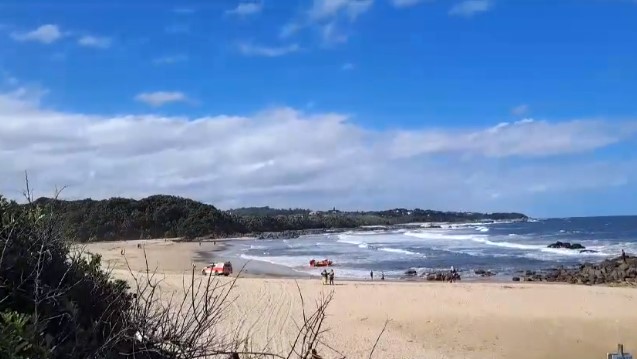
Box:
25;195;527;242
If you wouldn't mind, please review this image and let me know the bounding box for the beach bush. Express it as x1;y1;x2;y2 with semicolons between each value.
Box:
1;192;341;358
0;194;135;358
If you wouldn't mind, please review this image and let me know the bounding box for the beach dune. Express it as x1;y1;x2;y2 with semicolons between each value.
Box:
87;239;637;359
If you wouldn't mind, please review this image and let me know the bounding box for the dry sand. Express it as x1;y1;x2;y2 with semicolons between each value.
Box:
86;239;637;359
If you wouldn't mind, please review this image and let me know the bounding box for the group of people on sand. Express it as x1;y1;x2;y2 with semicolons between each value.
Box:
321;269;335;285
369;270;385;281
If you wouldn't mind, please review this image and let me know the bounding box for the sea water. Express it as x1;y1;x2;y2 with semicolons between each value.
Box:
222;216;637;280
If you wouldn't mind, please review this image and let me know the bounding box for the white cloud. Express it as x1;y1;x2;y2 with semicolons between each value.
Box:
321;22;349;45
11;24;63;44
449;0;492;17
1;88;635;213
280;0;373;43
77;35;111;49
388;119;636;158
391;0;425;8
238;42;300;57
226;2;263;16
134;91;188;107
308;0;374;21
153;55;189;65
511;104;529;116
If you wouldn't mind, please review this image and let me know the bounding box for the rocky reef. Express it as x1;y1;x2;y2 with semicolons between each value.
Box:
547;241;586;250
512;255;637;285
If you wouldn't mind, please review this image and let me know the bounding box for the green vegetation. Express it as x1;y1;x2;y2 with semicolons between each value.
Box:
0;193;358;358
32;195;527;242
0;195;134;358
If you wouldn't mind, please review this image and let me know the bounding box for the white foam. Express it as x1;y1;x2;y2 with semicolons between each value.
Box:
405;230;573;252
240;254;309;268
404;231;484;241
336;234;363;245
476;226;490;232
378;247;424;257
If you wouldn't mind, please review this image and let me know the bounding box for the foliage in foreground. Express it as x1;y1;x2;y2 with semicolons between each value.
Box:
0;195;134;358
0;193;350;358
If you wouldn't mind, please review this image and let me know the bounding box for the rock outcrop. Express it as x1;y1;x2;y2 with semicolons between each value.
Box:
547;241;585;250
513;256;637;285
422;271;461;281
474;269;497;277
404;269;418;276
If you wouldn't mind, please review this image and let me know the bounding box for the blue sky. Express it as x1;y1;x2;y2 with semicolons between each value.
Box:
0;0;636;217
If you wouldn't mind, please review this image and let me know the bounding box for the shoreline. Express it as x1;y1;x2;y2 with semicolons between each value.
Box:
84;238;637;359
84;235;637;287
209;238;637;287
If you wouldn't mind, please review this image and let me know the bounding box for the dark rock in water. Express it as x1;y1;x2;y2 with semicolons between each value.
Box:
404;269;418;276
474;269;496;277
547;241;586;250
254;228;339;240
524;255;637;286
579;249;598;253
423;271;461;282
512;277;520;282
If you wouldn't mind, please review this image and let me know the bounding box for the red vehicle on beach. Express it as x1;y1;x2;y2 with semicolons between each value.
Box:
309;259;333;267
201;261;233;276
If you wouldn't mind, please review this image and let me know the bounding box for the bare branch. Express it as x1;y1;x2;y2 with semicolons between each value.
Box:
368;319;390;359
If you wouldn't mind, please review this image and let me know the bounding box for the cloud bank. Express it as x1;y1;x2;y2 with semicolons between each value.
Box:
11;24;63;44
0;89;634;214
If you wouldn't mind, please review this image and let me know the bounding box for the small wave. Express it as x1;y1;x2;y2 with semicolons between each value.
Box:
404;231;486;241
472;238;544;250
240;253;308;268
378;247;424;256
476;226;490;232
508;234;518;237
337;234;363;245
406;230;554;251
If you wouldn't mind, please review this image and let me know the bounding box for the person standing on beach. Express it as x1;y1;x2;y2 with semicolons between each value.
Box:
370;270;374;281
381;271;385;281
321;270;327;285
329;269;334;285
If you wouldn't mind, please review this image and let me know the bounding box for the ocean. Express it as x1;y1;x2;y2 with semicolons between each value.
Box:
221;216;637;280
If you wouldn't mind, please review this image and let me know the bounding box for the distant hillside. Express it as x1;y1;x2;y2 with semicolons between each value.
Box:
228;206;311;216
26;195;527;242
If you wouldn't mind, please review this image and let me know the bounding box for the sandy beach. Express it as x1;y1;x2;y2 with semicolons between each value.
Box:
86;239;637;359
